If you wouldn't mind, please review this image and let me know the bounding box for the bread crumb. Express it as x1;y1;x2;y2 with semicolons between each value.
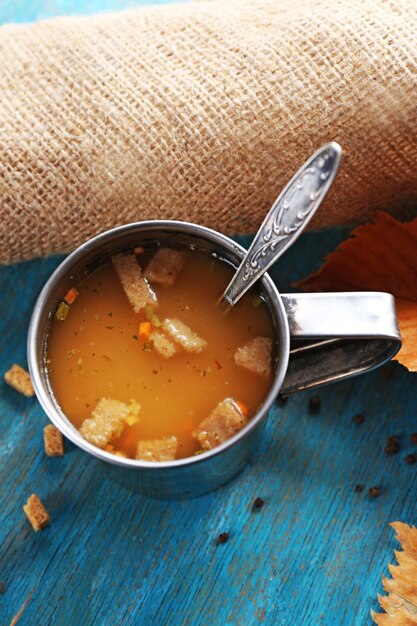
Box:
4;364;35;397
80;397;130;447
234;337;272;377
193;398;248;450
23;494;50;531
136;436;177;461
150;331;177;358
112;253;157;313
144;248;186;286
44;424;64;456
162;318;207;353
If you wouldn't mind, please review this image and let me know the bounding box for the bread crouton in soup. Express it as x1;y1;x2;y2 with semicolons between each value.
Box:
112;253;157;313
150;331;177;358
80;397;130;447
144;248;186;286
136;436;178;461
234;337;273;377
162;318;207;353
193;398;248;451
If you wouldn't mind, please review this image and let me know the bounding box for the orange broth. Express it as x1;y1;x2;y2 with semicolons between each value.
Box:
47;247;275;459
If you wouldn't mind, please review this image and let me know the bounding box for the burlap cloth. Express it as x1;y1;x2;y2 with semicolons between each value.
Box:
0;0;416;264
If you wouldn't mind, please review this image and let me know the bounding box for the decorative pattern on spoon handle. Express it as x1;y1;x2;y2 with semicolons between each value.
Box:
222;142;342;306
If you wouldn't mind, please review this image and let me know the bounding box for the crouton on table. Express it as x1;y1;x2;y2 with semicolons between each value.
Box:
44;424;64;456
80;397;130;447
23;494;50;531
4;364;35;397
144;247;186;286
162;318;207;353
136;436;178;461
234;337;273;377
193;398;248;450
112;253;157;313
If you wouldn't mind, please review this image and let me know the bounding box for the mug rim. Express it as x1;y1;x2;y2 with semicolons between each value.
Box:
27;220;290;470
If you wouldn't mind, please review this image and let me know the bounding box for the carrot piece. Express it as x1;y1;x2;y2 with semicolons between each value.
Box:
139;321;152;340
103;443;114;452
236;400;249;416
64;287;79;304
134;246;145;255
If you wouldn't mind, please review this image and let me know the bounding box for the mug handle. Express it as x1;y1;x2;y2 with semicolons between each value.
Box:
279;292;402;395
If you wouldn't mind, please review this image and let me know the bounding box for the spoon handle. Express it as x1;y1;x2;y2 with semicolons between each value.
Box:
222;142;342;306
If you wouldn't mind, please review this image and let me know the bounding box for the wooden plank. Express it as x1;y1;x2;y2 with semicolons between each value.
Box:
1;230;416;626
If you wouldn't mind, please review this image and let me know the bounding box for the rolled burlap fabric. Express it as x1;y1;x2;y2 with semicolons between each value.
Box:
0;0;416;264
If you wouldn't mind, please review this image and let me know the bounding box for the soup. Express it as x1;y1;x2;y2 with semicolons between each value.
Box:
47;245;275;460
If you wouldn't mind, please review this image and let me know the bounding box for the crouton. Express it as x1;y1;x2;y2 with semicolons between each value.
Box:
23;494;50;532
112;253;157;313
162;318;207;353
124;399;141;426
4;364;35;397
234;337;273;377
44;424;64;456
79;397;130;447
193;398;248;450
136;436;178;462
144;248;186;286
150;331;177;358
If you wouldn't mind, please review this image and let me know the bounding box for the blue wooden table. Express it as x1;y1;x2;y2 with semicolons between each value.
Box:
1;3;416;625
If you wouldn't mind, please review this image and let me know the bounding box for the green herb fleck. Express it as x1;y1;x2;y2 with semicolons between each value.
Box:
55;301;69;321
145;306;161;327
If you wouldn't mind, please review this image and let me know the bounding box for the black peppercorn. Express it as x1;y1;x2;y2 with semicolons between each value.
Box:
309;395;321;413
385;435;400;455
368;486;380;498
252;497;265;511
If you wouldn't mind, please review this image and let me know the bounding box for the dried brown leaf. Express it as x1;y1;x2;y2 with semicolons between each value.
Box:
372;608;417;626
378;593;417;623
298;212;417;371
395;301;417;371
391;523;417;559
373;523;417;625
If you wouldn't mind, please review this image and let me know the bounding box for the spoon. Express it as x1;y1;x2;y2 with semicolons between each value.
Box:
222;141;342;306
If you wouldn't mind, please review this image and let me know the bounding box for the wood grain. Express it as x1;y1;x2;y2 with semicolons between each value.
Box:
1;230;416;625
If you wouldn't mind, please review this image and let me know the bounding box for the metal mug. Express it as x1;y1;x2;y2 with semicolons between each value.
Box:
27;220;401;499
